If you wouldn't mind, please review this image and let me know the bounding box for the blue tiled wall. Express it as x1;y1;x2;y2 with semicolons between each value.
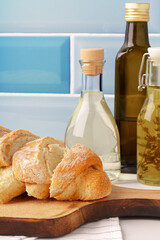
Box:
0;36;70;93
1;0;159;33
0;0;160;139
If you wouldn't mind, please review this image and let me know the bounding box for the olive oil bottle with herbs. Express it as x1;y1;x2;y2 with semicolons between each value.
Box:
114;3;150;172
137;47;160;186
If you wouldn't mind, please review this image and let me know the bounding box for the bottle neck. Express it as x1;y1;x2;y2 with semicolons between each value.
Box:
147;86;160;101
124;22;150;47
81;73;103;92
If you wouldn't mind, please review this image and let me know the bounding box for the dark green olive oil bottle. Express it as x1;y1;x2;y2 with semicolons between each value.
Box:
114;3;150;172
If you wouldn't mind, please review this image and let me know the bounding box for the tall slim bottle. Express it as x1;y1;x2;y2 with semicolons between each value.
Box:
65;48;120;181
114;3;150;172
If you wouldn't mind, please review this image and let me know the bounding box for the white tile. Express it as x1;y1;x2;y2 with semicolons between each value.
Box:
0;93;114;140
2;0;160;34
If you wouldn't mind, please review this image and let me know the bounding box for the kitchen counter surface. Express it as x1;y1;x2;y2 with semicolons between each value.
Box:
115;173;160;240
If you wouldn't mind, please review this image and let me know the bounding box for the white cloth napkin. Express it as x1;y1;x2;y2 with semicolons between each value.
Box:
0;217;123;240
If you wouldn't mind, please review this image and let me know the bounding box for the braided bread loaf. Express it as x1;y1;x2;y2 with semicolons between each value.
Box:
50;144;111;201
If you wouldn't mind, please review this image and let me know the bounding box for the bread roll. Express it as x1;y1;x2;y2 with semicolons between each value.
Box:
50;144;111;201
0;166;25;204
0;126;11;137
13;136;64;199
0;129;39;167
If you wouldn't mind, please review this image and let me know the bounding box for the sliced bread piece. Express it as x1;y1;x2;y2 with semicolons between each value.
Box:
0;126;11;137
0;166;25;204
0;129;39;167
13;136;64;199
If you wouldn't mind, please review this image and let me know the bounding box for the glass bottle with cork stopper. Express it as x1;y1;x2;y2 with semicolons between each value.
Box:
114;3;150;173
137;47;160;186
65;48;120;181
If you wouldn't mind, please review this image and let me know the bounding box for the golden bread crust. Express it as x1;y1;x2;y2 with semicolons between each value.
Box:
54;167;111;201
0;129;39;167
0;126;11;137
13;136;64;185
50;144;111;200
0;166;25;204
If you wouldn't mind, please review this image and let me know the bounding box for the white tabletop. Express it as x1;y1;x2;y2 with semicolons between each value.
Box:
114;174;160;240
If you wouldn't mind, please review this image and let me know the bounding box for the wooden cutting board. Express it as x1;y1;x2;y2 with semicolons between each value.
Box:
0;185;160;238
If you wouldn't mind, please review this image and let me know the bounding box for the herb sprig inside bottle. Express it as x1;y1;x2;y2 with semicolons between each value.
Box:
137;47;160;186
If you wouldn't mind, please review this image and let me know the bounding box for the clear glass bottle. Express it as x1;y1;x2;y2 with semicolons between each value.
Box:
114;3;150;173
65;48;120;181
137;47;160;186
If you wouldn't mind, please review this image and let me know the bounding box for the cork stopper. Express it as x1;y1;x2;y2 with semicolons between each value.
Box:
125;3;150;22
80;48;104;76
